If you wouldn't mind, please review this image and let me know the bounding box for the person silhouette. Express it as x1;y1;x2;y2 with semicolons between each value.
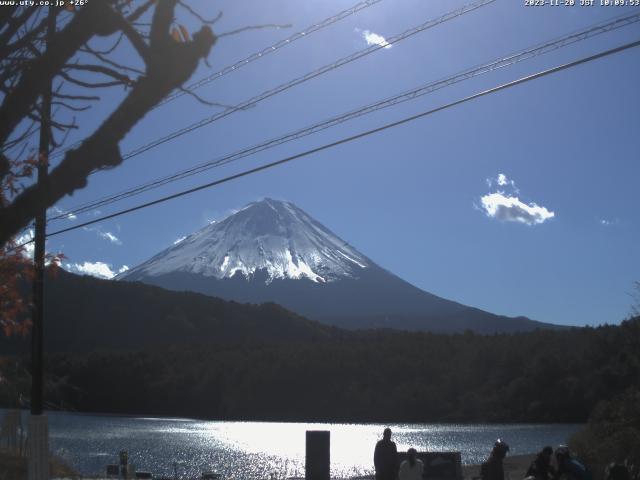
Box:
399;448;424;480
526;446;556;480
553;445;591;480
481;439;510;480
374;427;399;480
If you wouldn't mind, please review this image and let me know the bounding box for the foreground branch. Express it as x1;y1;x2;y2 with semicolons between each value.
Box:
0;7;216;245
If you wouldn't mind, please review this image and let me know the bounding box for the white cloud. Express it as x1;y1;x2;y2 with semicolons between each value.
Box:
100;231;122;245
12;230;61;265
82;226;122;245
66;262;129;280
360;29;391;49
487;173;518;191
600;218;618;226
173;236;187;245
48;206;77;221
14;229;35;258
480;192;555;226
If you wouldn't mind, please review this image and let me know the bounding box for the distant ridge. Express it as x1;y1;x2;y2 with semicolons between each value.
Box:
119;198;558;334
1;268;332;354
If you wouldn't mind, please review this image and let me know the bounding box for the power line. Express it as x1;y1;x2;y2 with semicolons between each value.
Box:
37;38;640;242
49;10;640;222
47;0;496;221
49;0;386;159
160;0;385;106
97;0;497;162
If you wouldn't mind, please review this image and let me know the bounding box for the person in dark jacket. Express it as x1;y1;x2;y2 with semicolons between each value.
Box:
374;427;399;480
554;446;591;480
527;446;556;480
481;439;510;480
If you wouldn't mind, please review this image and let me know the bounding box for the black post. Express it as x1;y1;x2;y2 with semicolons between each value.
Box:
27;7;55;480
30;2;55;419
305;430;330;480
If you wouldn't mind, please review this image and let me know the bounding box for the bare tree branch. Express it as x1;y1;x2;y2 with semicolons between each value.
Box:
83;32;125;55
149;0;176;48
0;5;217;244
0;7;16;30
51;101;91;112
53;92;101;101
49;118;78;132
118;17;151;63
59;71;128;89
176;86;235;109
0;10;51;61
178;1;222;25
80;45;144;74
52;123;74;149
0;7;38;57
63;63;134;86
1;121;38;153
0;0;123;146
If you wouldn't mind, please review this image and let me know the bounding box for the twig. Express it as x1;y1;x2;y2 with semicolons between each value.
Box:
177;1;222;25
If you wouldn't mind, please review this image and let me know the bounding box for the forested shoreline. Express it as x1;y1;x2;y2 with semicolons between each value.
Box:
2;317;638;424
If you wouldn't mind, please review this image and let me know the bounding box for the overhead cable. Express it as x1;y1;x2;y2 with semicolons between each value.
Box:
49;0;387;159
160;0;386;106
104;0;497;162
35;38;640;242
49;10;640;222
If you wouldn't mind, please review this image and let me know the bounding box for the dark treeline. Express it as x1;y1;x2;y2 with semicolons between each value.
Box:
2;317;638;423
1;270;333;355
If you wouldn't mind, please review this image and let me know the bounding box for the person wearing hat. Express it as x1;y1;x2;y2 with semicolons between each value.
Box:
481;439;510;480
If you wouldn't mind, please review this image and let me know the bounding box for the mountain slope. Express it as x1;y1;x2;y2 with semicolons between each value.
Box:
119;198;556;334
123;198;370;284
1;269;332;354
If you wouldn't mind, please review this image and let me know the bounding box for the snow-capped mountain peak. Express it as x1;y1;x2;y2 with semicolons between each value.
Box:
120;198;370;284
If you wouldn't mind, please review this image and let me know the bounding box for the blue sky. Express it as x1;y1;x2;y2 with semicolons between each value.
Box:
26;0;640;327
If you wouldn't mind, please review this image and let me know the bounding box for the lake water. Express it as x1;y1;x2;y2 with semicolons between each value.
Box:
1;410;582;479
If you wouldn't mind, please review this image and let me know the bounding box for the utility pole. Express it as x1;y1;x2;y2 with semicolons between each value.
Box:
28;6;56;480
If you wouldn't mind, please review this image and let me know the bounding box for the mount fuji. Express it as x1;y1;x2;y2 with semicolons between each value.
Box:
118;198;554;333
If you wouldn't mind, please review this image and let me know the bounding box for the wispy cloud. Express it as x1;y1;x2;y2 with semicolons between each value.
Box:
356;28;391;49
479;173;554;226
600;218;619;226
82;226;122;245
66;262;129;280
48;206;77;221
100;231;122;245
